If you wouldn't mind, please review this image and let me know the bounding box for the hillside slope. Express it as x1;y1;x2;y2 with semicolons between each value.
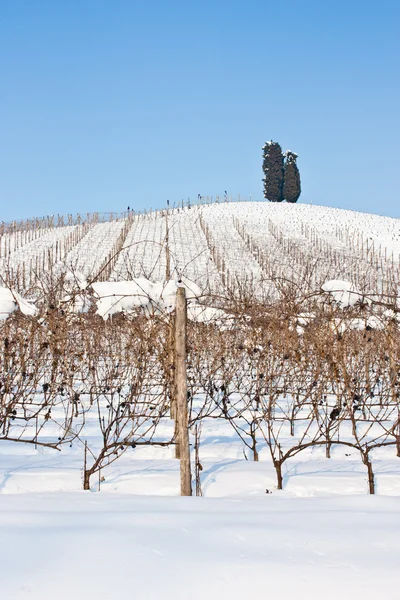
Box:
1;202;399;297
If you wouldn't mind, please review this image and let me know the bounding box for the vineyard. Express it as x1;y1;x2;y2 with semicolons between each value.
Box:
1;200;400;297
0;200;400;498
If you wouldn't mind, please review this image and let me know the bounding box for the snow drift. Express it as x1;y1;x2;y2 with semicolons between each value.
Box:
0;287;37;320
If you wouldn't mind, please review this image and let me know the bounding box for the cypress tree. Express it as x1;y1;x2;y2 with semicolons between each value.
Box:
262;141;284;202
283;151;301;203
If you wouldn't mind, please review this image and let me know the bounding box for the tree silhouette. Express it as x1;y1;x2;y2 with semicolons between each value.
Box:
283;151;301;203
262;141;284;202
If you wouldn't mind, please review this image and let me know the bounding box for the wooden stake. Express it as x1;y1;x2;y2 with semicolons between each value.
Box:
175;287;192;496
165;212;171;280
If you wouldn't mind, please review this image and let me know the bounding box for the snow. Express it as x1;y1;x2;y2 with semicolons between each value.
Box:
0;392;399;600
91;278;214;320
3;202;400;302
92;279;156;318
0;493;399;600
322;279;367;308
92;279;188;318
187;302;227;324
64;270;88;290
0;286;37;320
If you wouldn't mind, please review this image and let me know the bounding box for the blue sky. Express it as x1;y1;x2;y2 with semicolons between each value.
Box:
0;0;399;221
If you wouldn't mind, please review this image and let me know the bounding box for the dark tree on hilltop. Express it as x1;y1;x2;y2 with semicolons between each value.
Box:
262;141;284;202
283;151;301;203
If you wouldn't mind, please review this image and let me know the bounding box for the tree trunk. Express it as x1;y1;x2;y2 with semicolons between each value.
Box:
252;443;259;462
83;470;91;491
326;440;331;459
174;419;181;459
194;424;202;497
362;453;375;494
83;441;91;490
250;421;258;461
274;461;283;490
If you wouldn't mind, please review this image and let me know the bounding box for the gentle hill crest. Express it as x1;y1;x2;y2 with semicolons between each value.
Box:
1;201;399;297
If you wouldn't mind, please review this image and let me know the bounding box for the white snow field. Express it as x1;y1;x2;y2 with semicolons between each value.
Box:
0;401;399;599
1;493;399;600
1;201;400;599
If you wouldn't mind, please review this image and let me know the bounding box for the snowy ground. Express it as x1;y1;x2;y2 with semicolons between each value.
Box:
1;493;399;600
1;434;400;497
1;420;400;599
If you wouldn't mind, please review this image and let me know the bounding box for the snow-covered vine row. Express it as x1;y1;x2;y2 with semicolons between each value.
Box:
0;202;399;298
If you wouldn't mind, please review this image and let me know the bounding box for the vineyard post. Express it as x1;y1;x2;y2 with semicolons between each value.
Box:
165;212;171;280
175;287;192;496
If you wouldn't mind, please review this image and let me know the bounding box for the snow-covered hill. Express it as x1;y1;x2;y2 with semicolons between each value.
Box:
1;201;399;296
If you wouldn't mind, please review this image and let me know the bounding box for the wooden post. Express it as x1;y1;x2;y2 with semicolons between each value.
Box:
175;287;192;496
165;212;171;280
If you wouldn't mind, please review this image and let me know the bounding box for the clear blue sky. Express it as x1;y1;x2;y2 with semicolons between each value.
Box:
0;0;399;221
